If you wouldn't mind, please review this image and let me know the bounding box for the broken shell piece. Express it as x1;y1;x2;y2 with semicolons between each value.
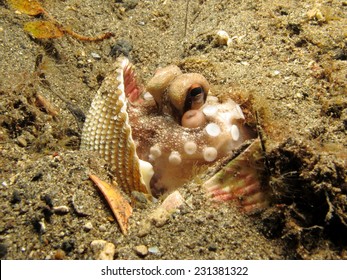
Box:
160;191;185;212
35;93;60;118
216;30;231;46
89;174;132;235
142;191;185;233
53;205;69;215
203;138;269;214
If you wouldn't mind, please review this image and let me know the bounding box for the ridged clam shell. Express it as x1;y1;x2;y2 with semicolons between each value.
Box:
80;58;149;195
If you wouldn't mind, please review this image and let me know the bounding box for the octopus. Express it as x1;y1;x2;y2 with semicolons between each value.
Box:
80;57;269;213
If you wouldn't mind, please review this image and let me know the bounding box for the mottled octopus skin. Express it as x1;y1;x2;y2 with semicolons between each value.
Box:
81;57;255;199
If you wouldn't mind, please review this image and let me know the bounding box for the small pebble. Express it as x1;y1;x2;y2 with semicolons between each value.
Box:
10;190;21;204
134;245;148;257
150;207;170;227
90;240;107;253
54;249;65;260
208;244;218;252
53;205;69;215
272;70;280;77
109;40;133;57
99;225;107;232
83;222;93;232
91;52;101;60
99;243;116;260
137;220;151;237
77;246;85;254
0;243;8;258
148;246;159;254
91;240;115;260
17;136;27;147
61;239;75;253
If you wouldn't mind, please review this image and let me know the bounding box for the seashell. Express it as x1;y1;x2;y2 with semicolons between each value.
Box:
89;174;132;235
160;190;185;212
203;138;269;214
80;57;151;195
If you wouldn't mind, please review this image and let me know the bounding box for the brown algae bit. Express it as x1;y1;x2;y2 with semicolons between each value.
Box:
7;0;114;41
34;93;60;118
7;0;44;16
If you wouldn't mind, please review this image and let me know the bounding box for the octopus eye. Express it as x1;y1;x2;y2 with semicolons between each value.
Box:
166;73;210;124
183;83;206;113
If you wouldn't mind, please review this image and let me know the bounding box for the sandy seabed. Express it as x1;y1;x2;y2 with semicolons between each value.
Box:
0;0;346;260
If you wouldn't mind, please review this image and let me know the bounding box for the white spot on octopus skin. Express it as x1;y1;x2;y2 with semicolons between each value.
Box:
205;123;221;137
169;151;182;165
202;105;218;117
184;141;197;155
150;144;162;159
230;124;240;141
203;147;218;162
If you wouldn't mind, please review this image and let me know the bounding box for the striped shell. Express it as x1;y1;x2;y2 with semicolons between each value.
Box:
80;58;149;195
